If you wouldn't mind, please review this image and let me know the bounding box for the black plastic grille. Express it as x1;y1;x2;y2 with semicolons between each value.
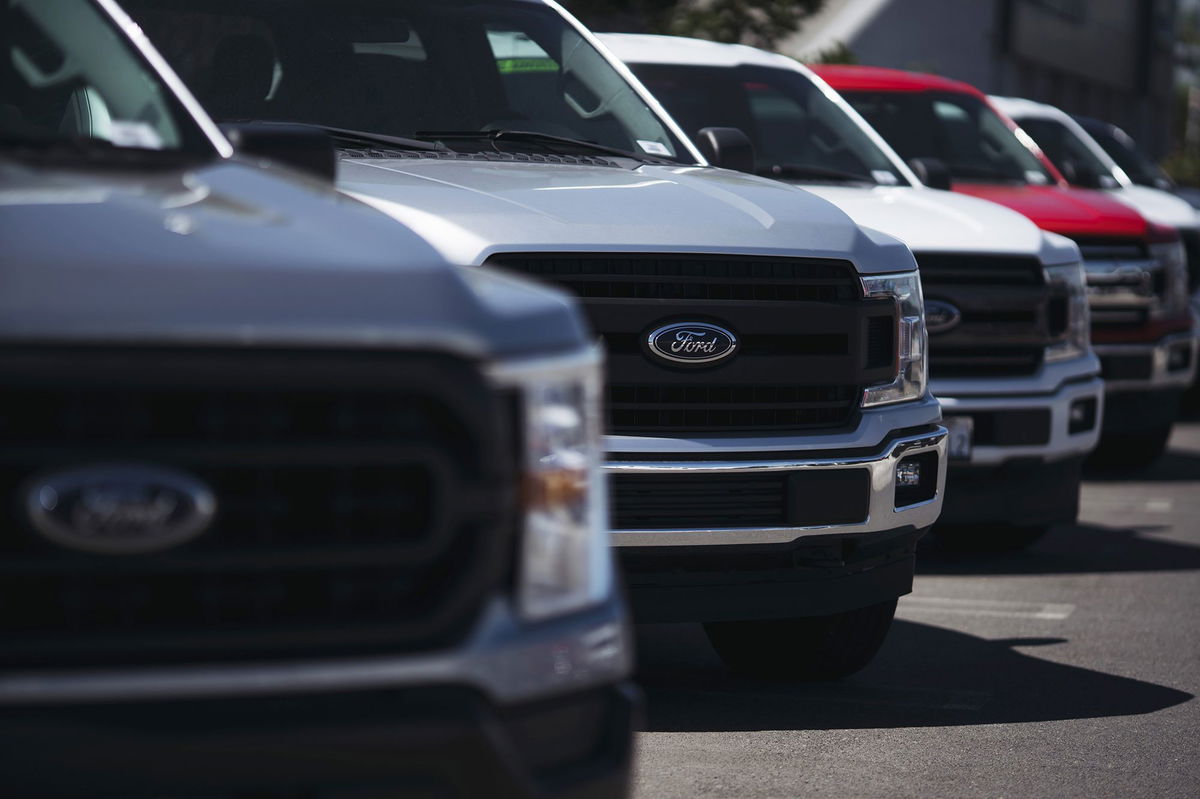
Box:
490;253;893;435
917;253;1058;379
499;254;860;303
946;410;1052;447
0;349;514;668
607;384;858;433
1100;353;1155;381
612;469;870;530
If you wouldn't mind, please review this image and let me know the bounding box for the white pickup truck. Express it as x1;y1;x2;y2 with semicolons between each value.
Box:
601;34;1103;550
131;0;947;680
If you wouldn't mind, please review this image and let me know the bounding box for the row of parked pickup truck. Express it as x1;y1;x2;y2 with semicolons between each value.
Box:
2;1;1196;796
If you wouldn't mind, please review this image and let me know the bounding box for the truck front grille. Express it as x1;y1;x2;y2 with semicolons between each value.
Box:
1071;237;1164;328
489;254;896;435
607;383;858;433
0;349;514;668
917;253;1062;379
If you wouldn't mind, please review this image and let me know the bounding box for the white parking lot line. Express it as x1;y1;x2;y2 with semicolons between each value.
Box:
899;596;1075;620
1145;498;1173;513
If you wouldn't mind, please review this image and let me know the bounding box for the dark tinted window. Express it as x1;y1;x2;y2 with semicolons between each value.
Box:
0;0;206;153
631;62;904;184
844;89;1054;185
125;0;689;161
1015;117;1115;187
1082;122;1168;187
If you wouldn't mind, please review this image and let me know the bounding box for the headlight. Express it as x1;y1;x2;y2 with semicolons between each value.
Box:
862;272;928;407
1045;261;1091;363
497;350;612;622
1148;239;1190;318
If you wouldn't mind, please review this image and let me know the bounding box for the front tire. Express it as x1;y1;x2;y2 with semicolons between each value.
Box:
703;600;898;681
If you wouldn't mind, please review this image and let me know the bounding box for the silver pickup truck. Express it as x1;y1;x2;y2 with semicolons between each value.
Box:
131;0;948;681
0;1;633;796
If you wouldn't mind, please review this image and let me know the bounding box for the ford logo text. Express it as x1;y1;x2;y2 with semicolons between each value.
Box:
647;322;739;365
924;300;963;335
26;465;217;554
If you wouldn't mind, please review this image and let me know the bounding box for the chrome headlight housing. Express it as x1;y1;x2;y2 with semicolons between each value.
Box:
1045;261;1091;363
493;349;612;622
862;272;928;407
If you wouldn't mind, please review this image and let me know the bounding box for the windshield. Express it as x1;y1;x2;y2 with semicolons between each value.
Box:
843;89;1055;185
1013;117;1116;186
1084;123;1168;187
0;0;210;155
124;0;691;162
629;62;904;185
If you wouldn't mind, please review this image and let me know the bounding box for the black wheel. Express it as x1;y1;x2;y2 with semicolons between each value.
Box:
1088;424;1172;471
702;600;898;682
931;523;1051;553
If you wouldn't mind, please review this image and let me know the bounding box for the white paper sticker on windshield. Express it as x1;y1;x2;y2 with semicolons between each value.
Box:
872;170;899;185
637;140;671;156
109;121;164;150
1025;170;1049;185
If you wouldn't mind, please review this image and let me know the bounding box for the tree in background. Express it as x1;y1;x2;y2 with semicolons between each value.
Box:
561;0;825;50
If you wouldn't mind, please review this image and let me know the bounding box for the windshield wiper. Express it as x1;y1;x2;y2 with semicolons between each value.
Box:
412;129;666;162
221;121;445;153
759;163;875;183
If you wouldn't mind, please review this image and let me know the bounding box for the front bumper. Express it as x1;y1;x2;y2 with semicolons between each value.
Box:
620;525;925;623
932;364;1104;468
607;425;947;548
1095;328;1197;393
0;682;638;799
0;598;635;797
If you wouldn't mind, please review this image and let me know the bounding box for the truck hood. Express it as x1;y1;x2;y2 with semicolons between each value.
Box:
0;157;587;359
953;182;1148;239
799;185;1079;265
339;158;915;273
1109;185;1200;231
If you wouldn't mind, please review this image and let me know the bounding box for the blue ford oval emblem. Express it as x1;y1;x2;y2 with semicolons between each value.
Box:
25;465;216;554
647;322;739;365
924;300;963;335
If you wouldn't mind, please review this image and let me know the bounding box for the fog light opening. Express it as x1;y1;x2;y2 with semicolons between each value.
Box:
1167;343;1192;373
896;460;922;488
894;451;938;509
1068;397;1098;435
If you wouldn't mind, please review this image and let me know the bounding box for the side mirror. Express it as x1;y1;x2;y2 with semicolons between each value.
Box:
907;157;952;190
694;127;756;174
221;122;337;183
1059;159;1109;190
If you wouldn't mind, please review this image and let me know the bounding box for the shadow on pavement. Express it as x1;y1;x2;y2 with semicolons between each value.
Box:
1083;448;1200;483
917;521;1200;575
634;620;1193;732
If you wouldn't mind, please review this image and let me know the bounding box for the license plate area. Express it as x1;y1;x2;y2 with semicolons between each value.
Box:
944;416;974;461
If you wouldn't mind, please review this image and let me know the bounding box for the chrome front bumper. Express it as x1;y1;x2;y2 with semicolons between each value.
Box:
607;426;947;547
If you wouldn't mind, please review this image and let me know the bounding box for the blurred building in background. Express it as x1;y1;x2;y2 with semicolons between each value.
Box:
785;0;1183;159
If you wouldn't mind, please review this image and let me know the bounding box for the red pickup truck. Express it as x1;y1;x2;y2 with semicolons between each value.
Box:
816;65;1197;466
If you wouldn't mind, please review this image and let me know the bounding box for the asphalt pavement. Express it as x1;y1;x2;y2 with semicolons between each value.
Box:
631;423;1200;799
